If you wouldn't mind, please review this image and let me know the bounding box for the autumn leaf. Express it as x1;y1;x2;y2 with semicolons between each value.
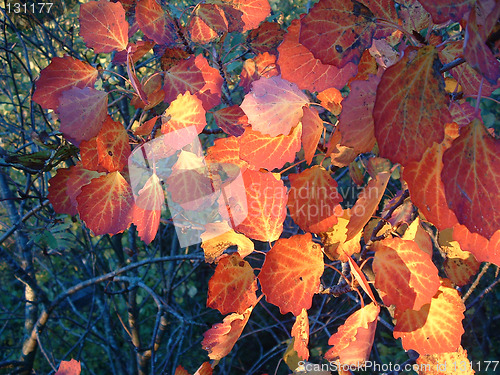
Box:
338;74;380;154
398;0;432;34
189;4;228;44
452;224;500;267
161;91;207;135
48;168;78;216
79;0;128;53
212;105;248;137
393;279;465;355
240;75;309;137
163;56;205;104
235;169;287;242
80;137;106;172
299;0;377;67
317;87;343;115
67;163;103;209
239;52;279;93
287;165;343;233
55;359;81;375
291;308;310;360
277;19;357;92
352;49;378;81
417;0;473;24
174;365;190;375
258;233;324;316
373;45;451;166
220;0;270;32
325;303;380;365
327;131;358;168
194;362;213;375
95;116;131;173
239;124;302;170
402;218;433;258
346;255;377;304
372;238;440;311
202;306;253;360
205;136;250;171
345;171;391;240
403;142;459;231
77;171;134;235
416;346;475;375
442;118;500;239
193;54;223;110
33;56;98;110
301;106;324;165
207;253;257;314
201;221;254;263
112;40;155;65
136;0;177;45
247;22;285;54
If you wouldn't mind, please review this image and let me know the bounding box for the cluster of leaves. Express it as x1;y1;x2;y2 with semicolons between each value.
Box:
29;0;500;373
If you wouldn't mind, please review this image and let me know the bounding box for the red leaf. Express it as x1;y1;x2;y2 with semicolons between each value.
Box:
80;137;106;172
77;171;134;235
239;52;279;93
338;74;380;154
346;255;377;305
299;0;377;67
317;87;343;115
240;76;309;137
288;165;343;233
136;0;177;45
213;105;248;136
33;56;98;110
393;280;465;355
277;19;357;92
205;136;250;171
55;359;81;375
161;91;207;136
373;238;440;311
132;173;164;244
464;5;500;85
112;40;155;65
346;171;391;240
58;87;108;145
258;233;324;316
235;169;287;242
96;116;131;173
453;224;500;267
221;0;270;32
239;124;302;170
193;54;223;110
67;163;104;209
301;106;324;165
373;46;451;166
163;56;205;104
48;168;78;216
202;306;253;360
134;116;159;137
194;362;213;375
207;253;257;314
291;309;310;360
325;303;380;364
417;0;473;24
189;4;228;44
442;118;500;239
79;0;128;53
404;143;459;231
247;22;285;54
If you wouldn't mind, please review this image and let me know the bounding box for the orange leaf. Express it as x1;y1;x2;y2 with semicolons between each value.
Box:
247;22;285;54
301;106;324;165
416;346;475;375
221;0;270;32
442;118;500;239
402;217;433;258
67;163;104;209
299;0;377;67
202;306;253;360
258;233;324;316
48;168;78;216
205;137;250;171
338;74;380;154
79;0;128;53
291;308;310;361
136;0;177;45
373;46;451;165
235;169;287;242
325;303;380;365
163;56;205;104
113;40;155;65
317;87;343;115
134;116;159;137
96;116;131;173
161;91;207;135
55;359;81;375
277;19;357;92
417;0;473;24
346;255;377;305
189;4;228;44
239;124;302;170
58;87;108;145
239;52;279;93
393;279;465;355
174;365;190;375
33;56;98;110
201;221;254;263
373;238;440;311
80;137;107;172
213;105;248;136
403;142;459;231
77;171;134;235
194;362;213;375
452;224;500;267
287;165;343;233
132;173;164;245
193;54;223;110
207;253;257;314
240;76;309;137
345;171;391;240
352;49;378;82
328;132;358;168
